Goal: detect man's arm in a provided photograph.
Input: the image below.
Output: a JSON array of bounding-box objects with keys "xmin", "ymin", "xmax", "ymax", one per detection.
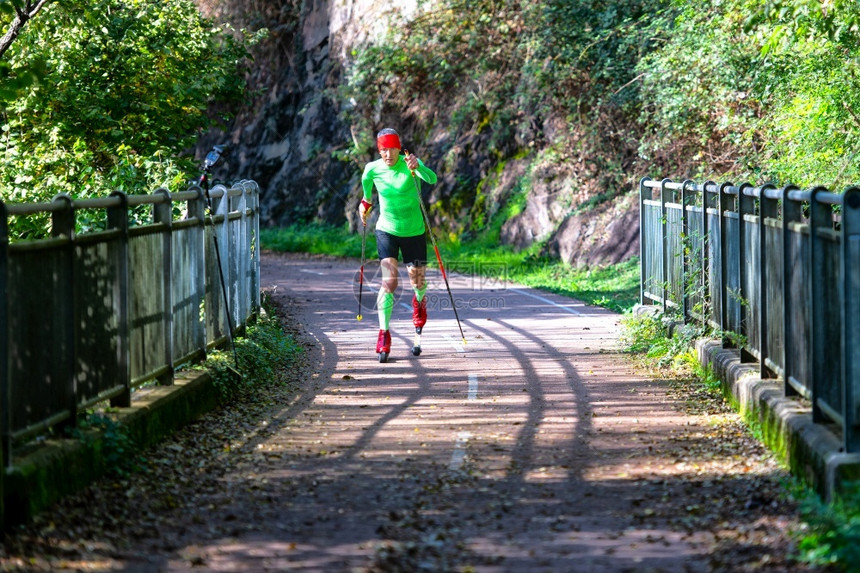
[
  {"xmin": 359, "ymin": 164, "xmax": 375, "ymax": 224},
  {"xmin": 414, "ymin": 159, "xmax": 437, "ymax": 185},
  {"xmin": 404, "ymin": 150, "xmax": 437, "ymax": 185},
  {"xmin": 361, "ymin": 164, "xmax": 375, "ymax": 200}
]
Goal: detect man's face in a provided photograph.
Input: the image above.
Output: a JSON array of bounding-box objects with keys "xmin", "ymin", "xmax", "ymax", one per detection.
[{"xmin": 379, "ymin": 146, "xmax": 400, "ymax": 167}]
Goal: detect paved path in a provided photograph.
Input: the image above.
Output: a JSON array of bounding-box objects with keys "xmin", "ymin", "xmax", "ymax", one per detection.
[
  {"xmin": 247, "ymin": 252, "xmax": 736, "ymax": 571},
  {"xmin": 2, "ymin": 251, "xmax": 803, "ymax": 572}
]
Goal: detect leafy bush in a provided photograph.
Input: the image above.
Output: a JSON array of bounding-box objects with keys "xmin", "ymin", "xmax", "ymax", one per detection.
[
  {"xmin": 798, "ymin": 483, "xmax": 860, "ymax": 570},
  {"xmin": 0, "ymin": 0, "xmax": 260, "ymax": 238},
  {"xmin": 619, "ymin": 311, "xmax": 665, "ymax": 354},
  {"xmin": 68, "ymin": 411, "xmax": 143, "ymax": 477},
  {"xmin": 637, "ymin": 0, "xmax": 860, "ymax": 187},
  {"xmin": 202, "ymin": 300, "xmax": 304, "ymax": 404},
  {"xmin": 336, "ymin": 0, "xmax": 671, "ymax": 206}
]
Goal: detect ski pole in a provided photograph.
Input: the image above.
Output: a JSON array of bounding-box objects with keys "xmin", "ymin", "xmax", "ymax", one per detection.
[
  {"xmin": 199, "ymin": 145, "xmax": 241, "ymax": 373},
  {"xmin": 357, "ymin": 219, "xmax": 367, "ymax": 321},
  {"xmin": 404, "ymin": 150, "xmax": 466, "ymax": 346}
]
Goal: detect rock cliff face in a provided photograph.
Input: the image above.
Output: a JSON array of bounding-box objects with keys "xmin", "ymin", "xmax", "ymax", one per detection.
[
  {"xmin": 198, "ymin": 0, "xmax": 638, "ymax": 268},
  {"xmin": 198, "ymin": 0, "xmax": 418, "ymax": 227}
]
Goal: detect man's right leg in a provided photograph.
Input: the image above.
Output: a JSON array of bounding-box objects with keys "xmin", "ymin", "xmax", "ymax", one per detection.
[{"xmin": 376, "ymin": 256, "xmax": 398, "ymax": 355}]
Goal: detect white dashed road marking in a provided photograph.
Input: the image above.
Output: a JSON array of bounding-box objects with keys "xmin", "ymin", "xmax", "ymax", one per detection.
[
  {"xmin": 509, "ymin": 287, "xmax": 582, "ymax": 315},
  {"xmin": 468, "ymin": 373, "xmax": 478, "ymax": 401},
  {"xmin": 449, "ymin": 431, "xmax": 471, "ymax": 471}
]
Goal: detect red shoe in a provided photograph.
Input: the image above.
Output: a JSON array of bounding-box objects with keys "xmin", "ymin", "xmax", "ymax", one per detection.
[
  {"xmin": 376, "ymin": 329, "xmax": 391, "ymax": 354},
  {"xmin": 412, "ymin": 295, "xmax": 427, "ymax": 329}
]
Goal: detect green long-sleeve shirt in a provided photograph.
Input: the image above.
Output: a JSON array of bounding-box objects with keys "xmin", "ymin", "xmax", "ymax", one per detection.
[{"xmin": 361, "ymin": 155, "xmax": 437, "ymax": 237}]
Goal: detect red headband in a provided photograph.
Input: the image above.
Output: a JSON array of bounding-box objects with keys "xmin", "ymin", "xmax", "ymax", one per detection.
[{"xmin": 377, "ymin": 133, "xmax": 401, "ymax": 150}]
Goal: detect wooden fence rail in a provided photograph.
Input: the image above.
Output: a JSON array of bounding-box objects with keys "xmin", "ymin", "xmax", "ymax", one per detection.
[
  {"xmin": 639, "ymin": 177, "xmax": 860, "ymax": 452},
  {"xmin": 0, "ymin": 181, "xmax": 261, "ymax": 466}
]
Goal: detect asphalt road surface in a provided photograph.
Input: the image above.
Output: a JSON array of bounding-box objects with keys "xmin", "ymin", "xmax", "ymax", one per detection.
[{"xmin": 246, "ymin": 252, "xmax": 777, "ymax": 572}]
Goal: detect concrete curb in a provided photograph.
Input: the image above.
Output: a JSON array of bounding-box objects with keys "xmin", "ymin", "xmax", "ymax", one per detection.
[
  {"xmin": 4, "ymin": 369, "xmax": 216, "ymax": 527},
  {"xmin": 696, "ymin": 338, "xmax": 860, "ymax": 501}
]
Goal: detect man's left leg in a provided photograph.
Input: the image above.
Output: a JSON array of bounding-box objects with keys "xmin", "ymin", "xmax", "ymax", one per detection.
[
  {"xmin": 407, "ymin": 263, "xmax": 427, "ymax": 356},
  {"xmin": 403, "ymin": 233, "xmax": 429, "ymax": 333},
  {"xmin": 408, "ymin": 263, "xmax": 428, "ymax": 330}
]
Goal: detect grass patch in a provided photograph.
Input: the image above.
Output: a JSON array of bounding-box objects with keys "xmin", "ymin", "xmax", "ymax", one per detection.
[
  {"xmin": 261, "ymin": 223, "xmax": 639, "ymax": 313},
  {"xmin": 261, "ymin": 224, "xmax": 374, "ymax": 260},
  {"xmin": 199, "ymin": 293, "xmax": 304, "ymax": 404},
  {"xmin": 796, "ymin": 483, "xmax": 860, "ymax": 570}
]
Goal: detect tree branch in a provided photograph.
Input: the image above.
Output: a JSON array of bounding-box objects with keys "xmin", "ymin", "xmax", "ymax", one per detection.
[{"xmin": 0, "ymin": 0, "xmax": 53, "ymax": 60}]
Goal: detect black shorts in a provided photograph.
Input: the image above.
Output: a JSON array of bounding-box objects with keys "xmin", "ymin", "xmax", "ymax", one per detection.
[{"xmin": 376, "ymin": 230, "xmax": 427, "ymax": 267}]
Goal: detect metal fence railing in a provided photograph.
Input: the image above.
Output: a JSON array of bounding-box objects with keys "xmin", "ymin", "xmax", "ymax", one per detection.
[
  {"xmin": 0, "ymin": 181, "xmax": 261, "ymax": 466},
  {"xmin": 639, "ymin": 177, "xmax": 860, "ymax": 452}
]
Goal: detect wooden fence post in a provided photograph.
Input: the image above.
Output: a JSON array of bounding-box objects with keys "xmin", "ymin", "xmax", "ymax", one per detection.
[
  {"xmin": 252, "ymin": 183, "xmax": 261, "ymax": 312},
  {"xmin": 224, "ymin": 187, "xmax": 237, "ymax": 332},
  {"xmin": 737, "ymin": 182, "xmax": 754, "ymax": 361},
  {"xmin": 237, "ymin": 185, "xmax": 249, "ymax": 325},
  {"xmin": 51, "ymin": 194, "xmax": 77, "ymax": 430},
  {"xmin": 718, "ymin": 182, "xmax": 733, "ymax": 346},
  {"xmin": 107, "ymin": 191, "xmax": 131, "ymax": 407},
  {"xmin": 841, "ymin": 186, "xmax": 860, "ymax": 452},
  {"xmin": 638, "ymin": 177, "xmax": 651, "ymax": 306},
  {"xmin": 701, "ymin": 181, "xmax": 715, "ymax": 329},
  {"xmin": 680, "ymin": 180, "xmax": 694, "ymax": 323},
  {"xmin": 207, "ymin": 185, "xmax": 231, "ymax": 345},
  {"xmin": 809, "ymin": 186, "xmax": 830, "ymax": 425},
  {"xmin": 780, "ymin": 185, "xmax": 801, "ymax": 398},
  {"xmin": 188, "ymin": 187, "xmax": 207, "ymax": 359},
  {"xmin": 759, "ymin": 184, "xmax": 778, "ymax": 378},
  {"xmin": 660, "ymin": 178, "xmax": 672, "ymax": 313},
  {"xmin": 153, "ymin": 189, "xmax": 174, "ymax": 385}
]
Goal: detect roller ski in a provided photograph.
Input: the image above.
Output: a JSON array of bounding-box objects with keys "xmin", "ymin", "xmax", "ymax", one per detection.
[
  {"xmin": 376, "ymin": 329, "xmax": 391, "ymax": 363},
  {"xmin": 412, "ymin": 327, "xmax": 422, "ymax": 356},
  {"xmin": 411, "ymin": 294, "xmax": 427, "ymax": 356}
]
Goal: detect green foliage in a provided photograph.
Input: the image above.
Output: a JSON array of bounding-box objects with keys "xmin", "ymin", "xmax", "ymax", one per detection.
[
  {"xmin": 638, "ymin": 0, "xmax": 860, "ymax": 188},
  {"xmin": 0, "ymin": 0, "xmax": 259, "ymax": 238},
  {"xmin": 619, "ymin": 311, "xmax": 665, "ymax": 354},
  {"xmin": 260, "ymin": 223, "xmax": 374, "ymax": 259},
  {"xmin": 744, "ymin": 0, "xmax": 860, "ymax": 50},
  {"xmin": 338, "ymin": 0, "xmax": 860, "ymax": 211},
  {"xmin": 338, "ymin": 0, "xmax": 670, "ymax": 164},
  {"xmin": 337, "ymin": 0, "xmax": 529, "ymax": 159},
  {"xmin": 636, "ymin": 0, "xmax": 764, "ymax": 177},
  {"xmin": 532, "ymin": 0, "xmax": 671, "ymax": 113},
  {"xmin": 797, "ymin": 483, "xmax": 860, "ymax": 570},
  {"xmin": 202, "ymin": 303, "xmax": 303, "ymax": 404},
  {"xmin": 682, "ymin": 349, "xmax": 722, "ymax": 395},
  {"xmin": 69, "ymin": 411, "xmax": 142, "ymax": 477},
  {"xmin": 619, "ymin": 309, "xmax": 709, "ymax": 371},
  {"xmin": 503, "ymin": 254, "xmax": 640, "ymax": 313}
]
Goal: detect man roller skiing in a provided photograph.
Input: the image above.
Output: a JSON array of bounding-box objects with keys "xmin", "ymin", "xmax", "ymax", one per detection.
[{"xmin": 359, "ymin": 128, "xmax": 438, "ymax": 362}]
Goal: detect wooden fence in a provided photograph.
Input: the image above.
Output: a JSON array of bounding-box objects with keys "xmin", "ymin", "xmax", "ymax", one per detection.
[
  {"xmin": 639, "ymin": 178, "xmax": 860, "ymax": 452},
  {"xmin": 0, "ymin": 181, "xmax": 261, "ymax": 466}
]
